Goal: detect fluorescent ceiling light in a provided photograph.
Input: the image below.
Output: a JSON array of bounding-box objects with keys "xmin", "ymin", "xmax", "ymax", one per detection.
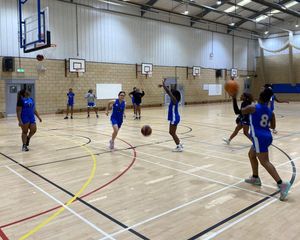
[
  {"xmin": 216, "ymin": 0, "xmax": 222, "ymax": 5},
  {"xmin": 255, "ymin": 1, "xmax": 298, "ymax": 22},
  {"xmin": 238, "ymin": 0, "xmax": 252, "ymax": 6},
  {"xmin": 224, "ymin": 0, "xmax": 251, "ymax": 13},
  {"xmin": 183, "ymin": 10, "xmax": 189, "ymax": 15},
  {"xmin": 98, "ymin": 0, "xmax": 123, "ymax": 6},
  {"xmin": 224, "ymin": 6, "xmax": 238, "ymax": 13},
  {"xmin": 255, "ymin": 15, "xmax": 268, "ymax": 22},
  {"xmin": 229, "ymin": 22, "xmax": 235, "ymax": 26},
  {"xmin": 285, "ymin": 1, "xmax": 298, "ymax": 8},
  {"xmin": 264, "ymin": 30, "xmax": 269, "ymax": 34}
]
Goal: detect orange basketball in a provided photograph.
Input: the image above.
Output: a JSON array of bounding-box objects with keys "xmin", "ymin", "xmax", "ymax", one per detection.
[
  {"xmin": 224, "ymin": 80, "xmax": 239, "ymax": 96},
  {"xmin": 141, "ymin": 125, "xmax": 152, "ymax": 136}
]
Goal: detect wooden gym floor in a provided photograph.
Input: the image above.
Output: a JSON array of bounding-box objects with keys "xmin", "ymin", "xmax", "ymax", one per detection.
[{"xmin": 0, "ymin": 102, "xmax": 299, "ymax": 240}]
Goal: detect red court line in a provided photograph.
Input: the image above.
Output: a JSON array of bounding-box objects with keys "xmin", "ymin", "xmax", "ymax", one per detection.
[
  {"xmin": 0, "ymin": 228, "xmax": 9, "ymax": 240},
  {"xmin": 1, "ymin": 138, "xmax": 136, "ymax": 229}
]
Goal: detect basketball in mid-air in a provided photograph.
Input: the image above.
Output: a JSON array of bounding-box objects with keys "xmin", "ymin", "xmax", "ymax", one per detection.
[
  {"xmin": 36, "ymin": 54, "xmax": 44, "ymax": 61},
  {"xmin": 141, "ymin": 125, "xmax": 152, "ymax": 136},
  {"xmin": 224, "ymin": 80, "xmax": 239, "ymax": 96}
]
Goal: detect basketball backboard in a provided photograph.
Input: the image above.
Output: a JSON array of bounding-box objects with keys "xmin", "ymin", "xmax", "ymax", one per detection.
[
  {"xmin": 19, "ymin": 0, "xmax": 51, "ymax": 53},
  {"xmin": 192, "ymin": 66, "xmax": 201, "ymax": 77},
  {"xmin": 69, "ymin": 58, "xmax": 86, "ymax": 73}
]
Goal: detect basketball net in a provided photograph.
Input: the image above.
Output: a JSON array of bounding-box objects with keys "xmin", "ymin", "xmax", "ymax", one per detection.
[{"xmin": 76, "ymin": 69, "xmax": 84, "ymax": 77}]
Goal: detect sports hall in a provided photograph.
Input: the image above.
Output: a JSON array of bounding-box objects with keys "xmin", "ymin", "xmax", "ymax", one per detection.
[{"xmin": 0, "ymin": 0, "xmax": 300, "ymax": 239}]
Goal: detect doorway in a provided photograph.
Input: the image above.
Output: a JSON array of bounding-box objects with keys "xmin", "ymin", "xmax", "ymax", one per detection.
[{"xmin": 6, "ymin": 80, "xmax": 35, "ymax": 117}]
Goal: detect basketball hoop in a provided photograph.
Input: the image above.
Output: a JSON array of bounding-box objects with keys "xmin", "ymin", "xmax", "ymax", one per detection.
[{"xmin": 75, "ymin": 68, "xmax": 84, "ymax": 77}]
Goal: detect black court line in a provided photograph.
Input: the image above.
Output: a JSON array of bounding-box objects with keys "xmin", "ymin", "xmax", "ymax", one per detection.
[
  {"xmin": 27, "ymin": 135, "xmax": 194, "ymax": 168},
  {"xmin": 187, "ymin": 143, "xmax": 296, "ymax": 239},
  {"xmin": 55, "ymin": 135, "xmax": 92, "ymax": 151},
  {"xmin": 0, "ymin": 152, "xmax": 149, "ymax": 240}
]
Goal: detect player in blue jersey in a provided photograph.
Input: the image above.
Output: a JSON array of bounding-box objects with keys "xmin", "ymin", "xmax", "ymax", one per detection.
[
  {"xmin": 85, "ymin": 89, "xmax": 99, "ymax": 118},
  {"xmin": 159, "ymin": 79, "xmax": 183, "ymax": 152},
  {"xmin": 106, "ymin": 91, "xmax": 126, "ymax": 150},
  {"xmin": 264, "ymin": 84, "xmax": 289, "ymax": 134},
  {"xmin": 242, "ymin": 87, "xmax": 291, "ymax": 201},
  {"xmin": 223, "ymin": 92, "xmax": 253, "ymax": 145},
  {"xmin": 16, "ymin": 89, "xmax": 42, "ymax": 152},
  {"xmin": 64, "ymin": 88, "xmax": 75, "ymax": 119}
]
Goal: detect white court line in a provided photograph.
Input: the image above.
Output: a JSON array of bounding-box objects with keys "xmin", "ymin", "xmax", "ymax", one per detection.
[
  {"xmin": 88, "ymin": 196, "xmax": 107, "ymax": 203},
  {"xmin": 6, "ymin": 166, "xmax": 114, "ymax": 240},
  {"xmin": 203, "ymin": 198, "xmax": 278, "ymax": 240},
  {"xmin": 117, "ymin": 151, "xmax": 279, "ymax": 198},
  {"xmin": 135, "ymin": 150, "xmax": 277, "ymax": 190},
  {"xmin": 276, "ymin": 156, "xmax": 300, "ymax": 168},
  {"xmin": 99, "ymin": 180, "xmax": 244, "ymax": 240},
  {"xmin": 145, "ymin": 175, "xmax": 174, "ymax": 185},
  {"xmin": 97, "ymin": 152, "xmax": 280, "ymax": 239}
]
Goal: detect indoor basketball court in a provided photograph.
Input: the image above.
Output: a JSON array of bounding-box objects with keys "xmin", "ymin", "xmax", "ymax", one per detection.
[{"xmin": 0, "ymin": 0, "xmax": 300, "ymax": 239}]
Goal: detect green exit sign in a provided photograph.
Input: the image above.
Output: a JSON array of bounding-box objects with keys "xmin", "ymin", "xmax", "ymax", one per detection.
[{"xmin": 17, "ymin": 68, "xmax": 25, "ymax": 73}]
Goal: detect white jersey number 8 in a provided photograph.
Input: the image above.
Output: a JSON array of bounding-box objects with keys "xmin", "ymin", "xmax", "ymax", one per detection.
[{"xmin": 260, "ymin": 114, "xmax": 269, "ymax": 127}]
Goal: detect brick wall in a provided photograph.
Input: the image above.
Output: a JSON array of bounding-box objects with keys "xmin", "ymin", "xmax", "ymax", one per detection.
[{"xmin": 0, "ymin": 57, "xmax": 249, "ymax": 116}]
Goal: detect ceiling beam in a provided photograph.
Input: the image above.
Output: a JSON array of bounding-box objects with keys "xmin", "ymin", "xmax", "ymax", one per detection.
[
  {"xmin": 190, "ymin": 0, "xmax": 231, "ymax": 26},
  {"xmin": 251, "ymin": 0, "xmax": 300, "ymax": 18},
  {"xmin": 226, "ymin": 2, "xmax": 284, "ymax": 22},
  {"xmin": 228, "ymin": 0, "xmax": 292, "ymax": 33},
  {"xmin": 141, "ymin": 0, "xmax": 158, "ymax": 17}
]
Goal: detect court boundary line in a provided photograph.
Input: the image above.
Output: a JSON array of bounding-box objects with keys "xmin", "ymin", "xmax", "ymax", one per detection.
[
  {"xmin": 187, "ymin": 143, "xmax": 296, "ymax": 239},
  {"xmin": 99, "ymin": 180, "xmax": 245, "ymax": 240},
  {"xmin": 201, "ymin": 198, "xmax": 278, "ymax": 240},
  {"xmin": 95, "ymin": 142, "xmax": 293, "ymax": 239},
  {"xmin": 0, "ymin": 138, "xmax": 149, "ymax": 240},
  {"xmin": 6, "ymin": 166, "xmax": 112, "ymax": 239},
  {"xmin": 0, "ymin": 228, "xmax": 8, "ymax": 240}
]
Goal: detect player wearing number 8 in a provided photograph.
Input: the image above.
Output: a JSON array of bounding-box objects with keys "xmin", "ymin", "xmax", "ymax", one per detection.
[{"xmin": 242, "ymin": 87, "xmax": 291, "ymax": 201}]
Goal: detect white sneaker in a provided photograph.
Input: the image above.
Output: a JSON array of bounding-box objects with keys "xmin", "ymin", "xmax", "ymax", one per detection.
[
  {"xmin": 109, "ymin": 140, "xmax": 114, "ymax": 150},
  {"xmin": 272, "ymin": 129, "xmax": 278, "ymax": 134},
  {"xmin": 222, "ymin": 137, "xmax": 230, "ymax": 145},
  {"xmin": 172, "ymin": 145, "xmax": 183, "ymax": 152},
  {"xmin": 179, "ymin": 143, "xmax": 184, "ymax": 149}
]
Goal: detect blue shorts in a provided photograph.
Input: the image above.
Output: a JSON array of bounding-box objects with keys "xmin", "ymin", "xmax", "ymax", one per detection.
[
  {"xmin": 131, "ymin": 98, "xmax": 135, "ymax": 104},
  {"xmin": 169, "ymin": 119, "xmax": 180, "ymax": 126},
  {"xmin": 21, "ymin": 116, "xmax": 36, "ymax": 125},
  {"xmin": 135, "ymin": 102, "xmax": 141, "ymax": 106},
  {"xmin": 236, "ymin": 116, "xmax": 250, "ymax": 126},
  {"xmin": 111, "ymin": 118, "xmax": 122, "ymax": 128},
  {"xmin": 67, "ymin": 102, "xmax": 74, "ymax": 107},
  {"xmin": 252, "ymin": 135, "xmax": 272, "ymax": 153},
  {"xmin": 87, "ymin": 102, "xmax": 96, "ymax": 107}
]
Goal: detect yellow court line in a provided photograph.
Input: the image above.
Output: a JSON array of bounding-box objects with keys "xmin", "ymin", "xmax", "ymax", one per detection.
[{"xmin": 19, "ymin": 134, "xmax": 97, "ymax": 240}]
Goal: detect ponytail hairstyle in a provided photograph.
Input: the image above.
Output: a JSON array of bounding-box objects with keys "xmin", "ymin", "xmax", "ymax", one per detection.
[
  {"xmin": 259, "ymin": 87, "xmax": 273, "ymax": 103},
  {"xmin": 243, "ymin": 92, "xmax": 254, "ymax": 103}
]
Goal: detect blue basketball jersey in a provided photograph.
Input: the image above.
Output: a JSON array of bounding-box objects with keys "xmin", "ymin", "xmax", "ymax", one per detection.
[
  {"xmin": 67, "ymin": 92, "xmax": 75, "ymax": 105},
  {"xmin": 21, "ymin": 97, "xmax": 35, "ymax": 118},
  {"xmin": 111, "ymin": 99, "xmax": 126, "ymax": 121},
  {"xmin": 168, "ymin": 101, "xmax": 180, "ymax": 125},
  {"xmin": 250, "ymin": 103, "xmax": 272, "ymax": 135},
  {"xmin": 249, "ymin": 103, "xmax": 273, "ymax": 153}
]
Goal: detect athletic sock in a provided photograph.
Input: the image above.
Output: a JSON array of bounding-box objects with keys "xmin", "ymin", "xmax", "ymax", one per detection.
[{"xmin": 277, "ymin": 180, "xmax": 283, "ymax": 185}]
